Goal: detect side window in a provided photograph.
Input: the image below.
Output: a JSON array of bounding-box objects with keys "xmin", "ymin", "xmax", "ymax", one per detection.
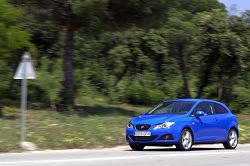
[
  {"xmin": 192, "ymin": 102, "xmax": 214, "ymax": 115},
  {"xmin": 214, "ymin": 103, "xmax": 228, "ymax": 114}
]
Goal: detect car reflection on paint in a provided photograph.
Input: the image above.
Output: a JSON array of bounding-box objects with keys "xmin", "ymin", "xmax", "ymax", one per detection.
[{"xmin": 126, "ymin": 99, "xmax": 239, "ymax": 151}]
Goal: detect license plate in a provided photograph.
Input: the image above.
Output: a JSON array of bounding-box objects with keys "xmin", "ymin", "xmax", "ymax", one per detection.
[{"xmin": 134, "ymin": 131, "xmax": 151, "ymax": 136}]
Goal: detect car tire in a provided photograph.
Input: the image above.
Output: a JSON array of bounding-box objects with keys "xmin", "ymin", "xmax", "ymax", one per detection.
[
  {"xmin": 176, "ymin": 129, "xmax": 193, "ymax": 151},
  {"xmin": 223, "ymin": 129, "xmax": 238, "ymax": 149},
  {"xmin": 129, "ymin": 143, "xmax": 145, "ymax": 151}
]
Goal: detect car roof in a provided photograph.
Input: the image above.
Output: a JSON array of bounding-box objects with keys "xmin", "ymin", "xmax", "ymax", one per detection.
[
  {"xmin": 162, "ymin": 98, "xmax": 231, "ymax": 112},
  {"xmin": 163, "ymin": 98, "xmax": 218, "ymax": 103}
]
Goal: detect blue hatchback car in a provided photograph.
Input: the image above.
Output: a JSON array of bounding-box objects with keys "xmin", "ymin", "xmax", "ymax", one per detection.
[{"xmin": 126, "ymin": 99, "xmax": 239, "ymax": 151}]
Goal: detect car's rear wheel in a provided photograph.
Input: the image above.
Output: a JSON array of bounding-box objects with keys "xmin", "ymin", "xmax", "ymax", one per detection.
[
  {"xmin": 223, "ymin": 129, "xmax": 238, "ymax": 149},
  {"xmin": 129, "ymin": 143, "xmax": 145, "ymax": 151},
  {"xmin": 176, "ymin": 129, "xmax": 193, "ymax": 151}
]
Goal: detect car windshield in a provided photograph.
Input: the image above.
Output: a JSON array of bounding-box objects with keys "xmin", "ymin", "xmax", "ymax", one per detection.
[{"xmin": 147, "ymin": 101, "xmax": 196, "ymax": 115}]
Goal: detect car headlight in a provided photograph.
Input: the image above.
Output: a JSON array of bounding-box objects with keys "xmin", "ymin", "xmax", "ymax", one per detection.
[
  {"xmin": 127, "ymin": 122, "xmax": 133, "ymax": 128},
  {"xmin": 154, "ymin": 122, "xmax": 175, "ymax": 130}
]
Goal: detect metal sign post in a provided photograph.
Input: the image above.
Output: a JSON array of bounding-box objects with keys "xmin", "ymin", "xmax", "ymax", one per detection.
[
  {"xmin": 20, "ymin": 55, "xmax": 27, "ymax": 142},
  {"xmin": 14, "ymin": 52, "xmax": 36, "ymax": 142}
]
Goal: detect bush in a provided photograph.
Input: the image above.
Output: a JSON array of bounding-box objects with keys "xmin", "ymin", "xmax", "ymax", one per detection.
[
  {"xmin": 125, "ymin": 84, "xmax": 166, "ymax": 105},
  {"xmin": 29, "ymin": 57, "xmax": 64, "ymax": 107},
  {"xmin": 231, "ymin": 87, "xmax": 250, "ymax": 114},
  {"xmin": 2, "ymin": 107, "xmax": 20, "ymax": 118}
]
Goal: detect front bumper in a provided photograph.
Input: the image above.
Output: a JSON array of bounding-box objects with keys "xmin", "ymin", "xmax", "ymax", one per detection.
[{"xmin": 126, "ymin": 127, "xmax": 181, "ymax": 145}]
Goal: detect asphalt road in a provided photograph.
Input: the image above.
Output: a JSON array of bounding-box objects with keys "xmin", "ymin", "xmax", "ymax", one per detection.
[{"xmin": 0, "ymin": 144, "xmax": 250, "ymax": 166}]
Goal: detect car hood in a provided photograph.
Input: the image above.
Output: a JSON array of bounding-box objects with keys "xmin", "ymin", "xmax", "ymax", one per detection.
[{"xmin": 130, "ymin": 114, "xmax": 182, "ymax": 124}]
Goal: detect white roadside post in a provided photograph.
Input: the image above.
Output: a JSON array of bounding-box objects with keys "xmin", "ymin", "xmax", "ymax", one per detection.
[{"xmin": 14, "ymin": 52, "xmax": 36, "ymax": 146}]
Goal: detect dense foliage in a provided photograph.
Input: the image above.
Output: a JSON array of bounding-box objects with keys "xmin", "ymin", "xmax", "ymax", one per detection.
[{"xmin": 0, "ymin": 0, "xmax": 250, "ymax": 113}]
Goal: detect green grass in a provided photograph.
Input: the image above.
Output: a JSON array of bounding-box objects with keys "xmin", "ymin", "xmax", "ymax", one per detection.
[
  {"xmin": 0, "ymin": 105, "xmax": 249, "ymax": 152},
  {"xmin": 0, "ymin": 104, "xmax": 147, "ymax": 152},
  {"xmin": 237, "ymin": 114, "xmax": 250, "ymax": 143}
]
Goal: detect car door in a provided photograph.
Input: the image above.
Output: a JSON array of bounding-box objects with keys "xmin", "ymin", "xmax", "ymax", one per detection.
[
  {"xmin": 213, "ymin": 102, "xmax": 230, "ymax": 141},
  {"xmin": 191, "ymin": 102, "xmax": 221, "ymax": 142}
]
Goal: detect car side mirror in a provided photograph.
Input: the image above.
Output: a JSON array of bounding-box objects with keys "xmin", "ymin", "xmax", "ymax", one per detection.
[{"xmin": 195, "ymin": 111, "xmax": 205, "ymax": 118}]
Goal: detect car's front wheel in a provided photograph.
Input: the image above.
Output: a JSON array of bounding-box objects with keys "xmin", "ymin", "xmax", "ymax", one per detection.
[
  {"xmin": 223, "ymin": 129, "xmax": 238, "ymax": 149},
  {"xmin": 176, "ymin": 129, "xmax": 193, "ymax": 151},
  {"xmin": 129, "ymin": 143, "xmax": 145, "ymax": 151}
]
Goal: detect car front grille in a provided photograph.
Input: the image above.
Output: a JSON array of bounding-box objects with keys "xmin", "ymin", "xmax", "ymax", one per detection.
[
  {"xmin": 135, "ymin": 124, "xmax": 151, "ymax": 130},
  {"xmin": 129, "ymin": 135, "xmax": 157, "ymax": 142}
]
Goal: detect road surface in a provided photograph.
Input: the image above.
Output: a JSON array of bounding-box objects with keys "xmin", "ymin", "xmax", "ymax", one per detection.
[{"xmin": 0, "ymin": 144, "xmax": 249, "ymax": 166}]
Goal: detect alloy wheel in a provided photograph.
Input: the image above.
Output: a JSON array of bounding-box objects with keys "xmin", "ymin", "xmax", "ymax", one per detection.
[
  {"xmin": 182, "ymin": 130, "xmax": 192, "ymax": 150},
  {"xmin": 229, "ymin": 130, "xmax": 238, "ymax": 148}
]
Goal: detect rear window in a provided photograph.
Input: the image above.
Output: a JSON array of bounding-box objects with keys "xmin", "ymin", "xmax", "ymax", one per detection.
[
  {"xmin": 214, "ymin": 103, "xmax": 228, "ymax": 114},
  {"xmin": 147, "ymin": 101, "xmax": 195, "ymax": 115}
]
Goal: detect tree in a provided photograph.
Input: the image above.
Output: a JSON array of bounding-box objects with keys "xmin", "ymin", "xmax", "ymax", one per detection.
[
  {"xmin": 9, "ymin": 0, "xmax": 243, "ymax": 107},
  {"xmin": 9, "ymin": 0, "xmax": 77, "ymax": 107},
  {"xmin": 194, "ymin": 10, "xmax": 227, "ymax": 98},
  {"xmin": 10, "ymin": 0, "xmax": 172, "ymax": 108},
  {"xmin": 0, "ymin": 0, "xmax": 35, "ymax": 103},
  {"xmin": 171, "ymin": 0, "xmax": 225, "ymax": 14},
  {"xmin": 167, "ymin": 10, "xmax": 197, "ymax": 98},
  {"xmin": 194, "ymin": 9, "xmax": 248, "ymax": 103}
]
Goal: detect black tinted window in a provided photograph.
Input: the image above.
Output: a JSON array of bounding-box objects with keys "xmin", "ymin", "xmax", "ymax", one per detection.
[
  {"xmin": 214, "ymin": 103, "xmax": 228, "ymax": 114},
  {"xmin": 192, "ymin": 102, "xmax": 214, "ymax": 115},
  {"xmin": 148, "ymin": 102, "xmax": 195, "ymax": 115}
]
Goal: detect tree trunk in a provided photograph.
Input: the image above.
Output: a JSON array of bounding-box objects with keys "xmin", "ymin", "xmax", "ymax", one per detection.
[
  {"xmin": 114, "ymin": 65, "xmax": 128, "ymax": 87},
  {"xmin": 196, "ymin": 54, "xmax": 218, "ymax": 98},
  {"xmin": 178, "ymin": 45, "xmax": 191, "ymax": 98},
  {"xmin": 222, "ymin": 76, "xmax": 234, "ymax": 105},
  {"xmin": 196, "ymin": 67, "xmax": 210, "ymax": 98},
  {"xmin": 63, "ymin": 17, "xmax": 75, "ymax": 107}
]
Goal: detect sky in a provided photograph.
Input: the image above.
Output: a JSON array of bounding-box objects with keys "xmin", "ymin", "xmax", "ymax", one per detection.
[{"xmin": 218, "ymin": 0, "xmax": 250, "ymax": 14}]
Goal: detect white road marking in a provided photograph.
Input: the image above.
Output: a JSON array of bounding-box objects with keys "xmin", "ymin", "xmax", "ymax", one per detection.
[{"xmin": 0, "ymin": 151, "xmax": 243, "ymax": 164}]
